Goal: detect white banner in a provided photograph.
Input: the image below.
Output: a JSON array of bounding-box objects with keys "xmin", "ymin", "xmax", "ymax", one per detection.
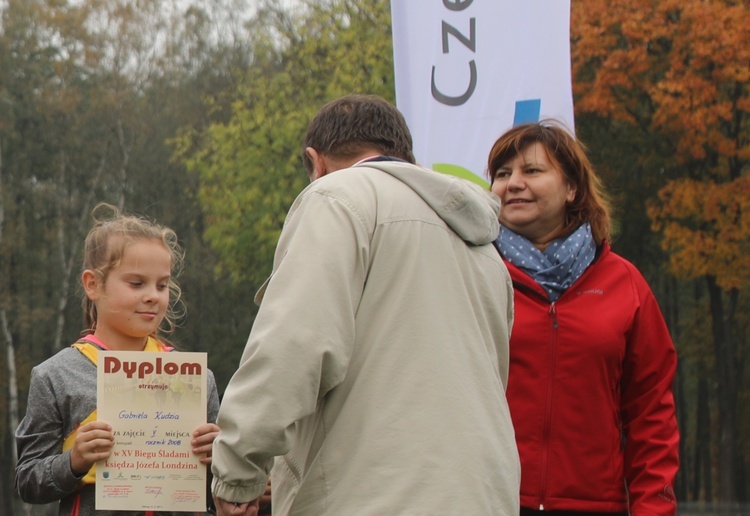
[{"xmin": 391, "ymin": 0, "xmax": 574, "ymax": 185}]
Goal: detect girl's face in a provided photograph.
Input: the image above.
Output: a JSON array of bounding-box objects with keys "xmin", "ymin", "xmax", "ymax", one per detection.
[
  {"xmin": 490, "ymin": 142, "xmax": 576, "ymax": 250},
  {"xmin": 83, "ymin": 238, "xmax": 172, "ymax": 351}
]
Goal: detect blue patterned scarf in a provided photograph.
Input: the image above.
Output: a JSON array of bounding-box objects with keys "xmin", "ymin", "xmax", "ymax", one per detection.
[{"xmin": 494, "ymin": 223, "xmax": 596, "ymax": 301}]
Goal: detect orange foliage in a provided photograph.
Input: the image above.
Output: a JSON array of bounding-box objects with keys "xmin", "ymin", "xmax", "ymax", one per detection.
[
  {"xmin": 573, "ymin": 0, "xmax": 749, "ymax": 163},
  {"xmin": 573, "ymin": 0, "xmax": 750, "ymax": 288},
  {"xmin": 648, "ymin": 175, "xmax": 750, "ymax": 289}
]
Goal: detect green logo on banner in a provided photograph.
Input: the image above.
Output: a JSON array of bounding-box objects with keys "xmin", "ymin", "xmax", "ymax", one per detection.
[{"xmin": 433, "ymin": 163, "xmax": 489, "ymax": 188}]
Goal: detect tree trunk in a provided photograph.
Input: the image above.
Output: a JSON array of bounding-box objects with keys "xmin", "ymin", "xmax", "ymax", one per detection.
[
  {"xmin": 51, "ymin": 152, "xmax": 107, "ymax": 350},
  {"xmin": 0, "ymin": 146, "xmax": 33, "ymax": 516},
  {"xmin": 53, "ymin": 195, "xmax": 75, "ymax": 350},
  {"xmin": 664, "ymin": 276, "xmax": 689, "ymax": 499},
  {"xmin": 693, "ymin": 374, "xmax": 711, "ymax": 500},
  {"xmin": 674, "ymin": 359, "xmax": 688, "ymax": 499},
  {"xmin": 3, "ymin": 311, "xmax": 19, "ymax": 465},
  {"xmin": 706, "ymin": 276, "xmax": 738, "ymax": 501},
  {"xmin": 115, "ymin": 119, "xmax": 132, "ymax": 210}
]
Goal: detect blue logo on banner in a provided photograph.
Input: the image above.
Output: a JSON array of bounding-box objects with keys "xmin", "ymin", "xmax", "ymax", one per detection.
[{"xmin": 513, "ymin": 99, "xmax": 541, "ymax": 125}]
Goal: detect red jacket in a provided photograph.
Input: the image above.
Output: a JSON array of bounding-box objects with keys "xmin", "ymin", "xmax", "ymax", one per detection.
[{"xmin": 504, "ymin": 242, "xmax": 679, "ymax": 515}]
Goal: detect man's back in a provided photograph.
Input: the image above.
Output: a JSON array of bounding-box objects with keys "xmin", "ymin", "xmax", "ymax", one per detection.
[
  {"xmin": 217, "ymin": 163, "xmax": 518, "ymax": 515},
  {"xmin": 211, "ymin": 95, "xmax": 519, "ymax": 515}
]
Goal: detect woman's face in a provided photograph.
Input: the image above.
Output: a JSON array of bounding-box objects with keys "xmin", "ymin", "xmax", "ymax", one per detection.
[{"xmin": 490, "ymin": 142, "xmax": 576, "ymax": 249}]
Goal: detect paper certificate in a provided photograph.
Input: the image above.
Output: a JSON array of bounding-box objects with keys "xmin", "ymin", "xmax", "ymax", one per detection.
[{"xmin": 96, "ymin": 350, "xmax": 208, "ymax": 512}]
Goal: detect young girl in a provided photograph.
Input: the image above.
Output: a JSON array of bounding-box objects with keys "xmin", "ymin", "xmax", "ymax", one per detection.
[{"xmin": 15, "ymin": 203, "xmax": 221, "ymax": 515}]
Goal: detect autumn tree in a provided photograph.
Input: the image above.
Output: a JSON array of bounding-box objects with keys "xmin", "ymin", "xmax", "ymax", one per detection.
[{"xmin": 572, "ymin": 0, "xmax": 749, "ymax": 501}]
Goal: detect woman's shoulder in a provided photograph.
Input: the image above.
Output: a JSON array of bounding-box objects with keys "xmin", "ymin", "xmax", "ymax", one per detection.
[{"xmin": 597, "ymin": 245, "xmax": 657, "ymax": 294}]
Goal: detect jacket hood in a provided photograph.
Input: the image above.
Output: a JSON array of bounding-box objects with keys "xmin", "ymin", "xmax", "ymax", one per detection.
[{"xmin": 358, "ymin": 161, "xmax": 501, "ymax": 245}]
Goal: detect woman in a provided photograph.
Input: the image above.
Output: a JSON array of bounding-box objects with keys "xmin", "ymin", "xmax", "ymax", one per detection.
[{"xmin": 488, "ymin": 122, "xmax": 679, "ymax": 515}]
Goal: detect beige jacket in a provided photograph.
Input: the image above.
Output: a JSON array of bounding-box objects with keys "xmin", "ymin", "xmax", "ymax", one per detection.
[{"xmin": 212, "ymin": 161, "xmax": 519, "ymax": 515}]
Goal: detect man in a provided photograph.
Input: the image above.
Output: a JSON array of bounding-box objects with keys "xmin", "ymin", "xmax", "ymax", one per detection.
[{"xmin": 211, "ymin": 94, "xmax": 519, "ymax": 515}]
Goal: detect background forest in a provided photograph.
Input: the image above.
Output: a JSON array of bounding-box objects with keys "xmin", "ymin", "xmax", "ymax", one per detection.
[{"xmin": 0, "ymin": 0, "xmax": 748, "ymax": 513}]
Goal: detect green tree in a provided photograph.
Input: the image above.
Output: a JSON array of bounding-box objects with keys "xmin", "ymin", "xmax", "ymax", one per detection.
[{"xmin": 177, "ymin": 0, "xmax": 394, "ymax": 289}]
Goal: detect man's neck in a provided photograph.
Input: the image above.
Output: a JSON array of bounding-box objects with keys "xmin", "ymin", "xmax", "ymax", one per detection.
[{"xmin": 351, "ymin": 155, "xmax": 383, "ymax": 166}]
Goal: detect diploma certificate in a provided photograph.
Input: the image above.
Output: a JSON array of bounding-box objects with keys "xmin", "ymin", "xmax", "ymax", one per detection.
[{"xmin": 96, "ymin": 350, "xmax": 208, "ymax": 512}]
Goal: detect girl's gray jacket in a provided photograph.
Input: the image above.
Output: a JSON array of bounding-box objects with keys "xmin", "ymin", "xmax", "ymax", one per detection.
[
  {"xmin": 15, "ymin": 343, "xmax": 220, "ymax": 515},
  {"xmin": 211, "ymin": 161, "xmax": 520, "ymax": 515}
]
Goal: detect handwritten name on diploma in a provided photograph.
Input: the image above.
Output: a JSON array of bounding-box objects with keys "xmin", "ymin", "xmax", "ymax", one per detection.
[{"xmin": 118, "ymin": 411, "xmax": 180, "ymax": 420}]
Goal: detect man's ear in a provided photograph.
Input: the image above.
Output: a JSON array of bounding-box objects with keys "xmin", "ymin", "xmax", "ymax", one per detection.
[
  {"xmin": 82, "ymin": 269, "xmax": 100, "ymax": 300},
  {"xmin": 305, "ymin": 147, "xmax": 327, "ymax": 181}
]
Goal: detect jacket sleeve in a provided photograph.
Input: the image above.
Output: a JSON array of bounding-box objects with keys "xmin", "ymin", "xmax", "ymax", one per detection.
[
  {"xmin": 211, "ymin": 186, "xmax": 369, "ymax": 503},
  {"xmin": 620, "ymin": 270, "xmax": 679, "ymax": 516},
  {"xmin": 15, "ymin": 367, "xmax": 84, "ymax": 504}
]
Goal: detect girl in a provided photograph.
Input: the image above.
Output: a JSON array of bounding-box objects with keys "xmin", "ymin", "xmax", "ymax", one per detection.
[{"xmin": 15, "ymin": 203, "xmax": 221, "ymax": 516}]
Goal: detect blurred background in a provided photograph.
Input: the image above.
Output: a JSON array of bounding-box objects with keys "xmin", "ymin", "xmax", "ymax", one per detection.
[{"xmin": 0, "ymin": 0, "xmax": 747, "ymax": 513}]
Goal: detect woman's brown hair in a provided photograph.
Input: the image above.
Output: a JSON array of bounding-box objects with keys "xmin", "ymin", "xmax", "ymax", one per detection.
[{"xmin": 487, "ymin": 120, "xmax": 612, "ymax": 244}]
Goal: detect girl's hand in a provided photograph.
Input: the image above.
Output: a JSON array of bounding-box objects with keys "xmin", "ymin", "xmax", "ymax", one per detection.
[
  {"xmin": 191, "ymin": 423, "xmax": 220, "ymax": 465},
  {"xmin": 259, "ymin": 477, "xmax": 272, "ymax": 513},
  {"xmin": 70, "ymin": 421, "xmax": 114, "ymax": 475}
]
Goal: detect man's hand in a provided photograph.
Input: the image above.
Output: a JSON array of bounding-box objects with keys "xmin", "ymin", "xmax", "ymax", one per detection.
[{"xmin": 213, "ymin": 496, "xmax": 260, "ymax": 516}]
